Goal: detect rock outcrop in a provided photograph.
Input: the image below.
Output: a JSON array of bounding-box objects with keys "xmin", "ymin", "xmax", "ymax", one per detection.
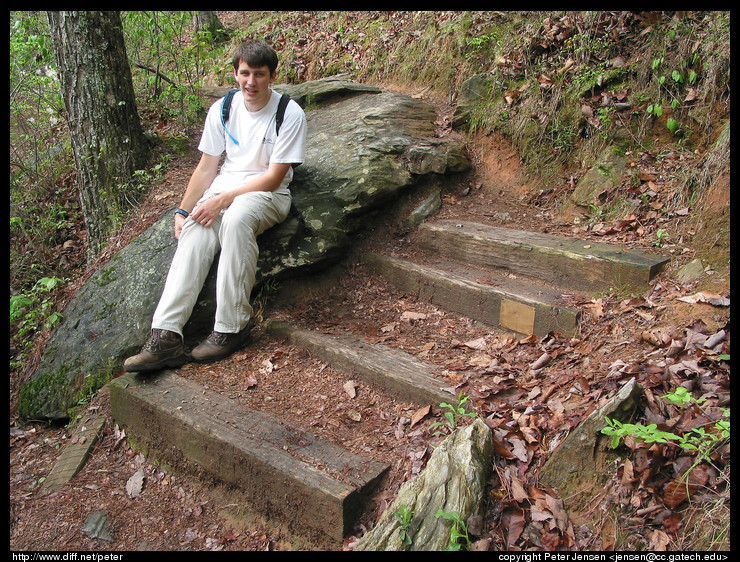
[{"xmin": 19, "ymin": 77, "xmax": 470, "ymax": 421}]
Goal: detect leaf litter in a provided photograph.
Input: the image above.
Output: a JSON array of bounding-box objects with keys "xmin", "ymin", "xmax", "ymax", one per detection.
[{"xmin": 10, "ymin": 163, "xmax": 730, "ymax": 553}]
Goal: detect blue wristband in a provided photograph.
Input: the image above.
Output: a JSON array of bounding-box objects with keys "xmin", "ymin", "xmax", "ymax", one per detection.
[{"xmin": 174, "ymin": 208, "xmax": 189, "ymax": 218}]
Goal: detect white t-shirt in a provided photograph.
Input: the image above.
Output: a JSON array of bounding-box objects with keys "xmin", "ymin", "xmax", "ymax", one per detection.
[{"xmin": 198, "ymin": 89, "xmax": 307, "ymax": 195}]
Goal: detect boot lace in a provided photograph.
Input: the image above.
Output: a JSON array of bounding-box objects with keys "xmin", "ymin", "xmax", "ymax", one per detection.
[
  {"xmin": 143, "ymin": 329, "xmax": 177, "ymax": 352},
  {"xmin": 206, "ymin": 331, "xmax": 231, "ymax": 346}
]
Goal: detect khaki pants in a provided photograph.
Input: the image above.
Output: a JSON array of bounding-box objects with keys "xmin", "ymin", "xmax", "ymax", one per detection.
[{"xmin": 152, "ymin": 189, "xmax": 291, "ymax": 336}]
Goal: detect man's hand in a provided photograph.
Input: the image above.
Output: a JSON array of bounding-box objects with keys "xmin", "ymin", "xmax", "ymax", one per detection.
[
  {"xmin": 174, "ymin": 152, "xmax": 221, "ymax": 238},
  {"xmin": 189, "ymin": 193, "xmax": 229, "ymax": 228},
  {"xmin": 174, "ymin": 212, "xmax": 187, "ymax": 239}
]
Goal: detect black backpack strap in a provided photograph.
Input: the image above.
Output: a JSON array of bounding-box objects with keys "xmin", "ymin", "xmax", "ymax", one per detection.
[
  {"xmin": 220, "ymin": 88, "xmax": 238, "ymax": 125},
  {"xmin": 275, "ymin": 93, "xmax": 301, "ymax": 168},
  {"xmin": 219, "ymin": 89, "xmax": 239, "ymax": 145},
  {"xmin": 275, "ymin": 93, "xmax": 291, "ymax": 136}
]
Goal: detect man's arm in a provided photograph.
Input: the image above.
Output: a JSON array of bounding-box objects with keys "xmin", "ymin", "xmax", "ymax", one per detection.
[
  {"xmin": 174, "ymin": 152, "xmax": 220, "ymax": 238},
  {"xmin": 188, "ymin": 161, "xmax": 292, "ymax": 228}
]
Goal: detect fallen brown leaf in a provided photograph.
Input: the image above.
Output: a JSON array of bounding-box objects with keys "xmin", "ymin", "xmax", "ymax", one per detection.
[
  {"xmin": 509, "ymin": 473, "xmax": 529, "ymax": 502},
  {"xmin": 400, "ymin": 311, "xmax": 427, "ymax": 322},
  {"xmin": 649, "ymin": 529, "xmax": 671, "ymax": 551},
  {"xmin": 508, "ymin": 437, "xmax": 529, "ymax": 463},
  {"xmin": 125, "ymin": 469, "xmax": 146, "ymax": 499},
  {"xmin": 347, "ymin": 410, "xmax": 361, "ymax": 422},
  {"xmin": 678, "ymin": 291, "xmax": 730, "ymax": 306},
  {"xmin": 584, "ymin": 299, "xmax": 604, "ymax": 321},
  {"xmin": 500, "ymin": 506, "xmax": 526, "ymax": 548},
  {"xmin": 663, "ymin": 464, "xmax": 710, "ymax": 508},
  {"xmin": 544, "ymin": 494, "xmax": 570, "ymax": 533},
  {"xmin": 343, "ymin": 380, "xmax": 357, "ymax": 399},
  {"xmin": 410, "ymin": 405, "xmax": 431, "ymax": 427},
  {"xmin": 463, "ymin": 337, "xmax": 487, "ymax": 350}
]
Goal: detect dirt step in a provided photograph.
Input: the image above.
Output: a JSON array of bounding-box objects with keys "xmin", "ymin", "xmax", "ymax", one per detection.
[
  {"xmin": 365, "ymin": 252, "xmax": 581, "ymax": 338},
  {"xmin": 108, "ymin": 371, "xmax": 389, "ymax": 545},
  {"xmin": 417, "ymin": 219, "xmax": 670, "ymax": 296},
  {"xmin": 264, "ymin": 320, "xmax": 455, "ymax": 407}
]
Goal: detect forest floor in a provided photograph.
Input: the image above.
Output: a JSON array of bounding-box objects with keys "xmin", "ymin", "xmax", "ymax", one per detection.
[{"xmin": 10, "ymin": 85, "xmax": 730, "ymax": 552}]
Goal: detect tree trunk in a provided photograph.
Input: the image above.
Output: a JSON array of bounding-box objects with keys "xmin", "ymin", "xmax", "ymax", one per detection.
[
  {"xmin": 192, "ymin": 10, "xmax": 228, "ymax": 41},
  {"xmin": 47, "ymin": 11, "xmax": 150, "ymax": 259}
]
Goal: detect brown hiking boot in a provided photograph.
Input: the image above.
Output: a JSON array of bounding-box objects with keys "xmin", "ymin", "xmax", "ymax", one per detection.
[
  {"xmin": 190, "ymin": 326, "xmax": 252, "ymax": 364},
  {"xmin": 124, "ymin": 329, "xmax": 186, "ymax": 372}
]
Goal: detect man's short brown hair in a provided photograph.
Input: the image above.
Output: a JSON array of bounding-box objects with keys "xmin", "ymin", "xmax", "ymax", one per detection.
[{"xmin": 232, "ymin": 40, "xmax": 279, "ymax": 75}]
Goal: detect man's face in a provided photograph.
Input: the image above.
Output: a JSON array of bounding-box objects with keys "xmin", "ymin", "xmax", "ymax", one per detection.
[{"xmin": 233, "ymin": 60, "xmax": 276, "ymax": 110}]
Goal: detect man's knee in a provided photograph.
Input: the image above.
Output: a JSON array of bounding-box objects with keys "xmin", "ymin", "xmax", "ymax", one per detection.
[{"xmin": 221, "ymin": 207, "xmax": 261, "ymax": 237}]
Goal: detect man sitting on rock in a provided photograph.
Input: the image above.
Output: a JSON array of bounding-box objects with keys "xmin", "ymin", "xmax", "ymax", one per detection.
[{"xmin": 125, "ymin": 39, "xmax": 307, "ymax": 372}]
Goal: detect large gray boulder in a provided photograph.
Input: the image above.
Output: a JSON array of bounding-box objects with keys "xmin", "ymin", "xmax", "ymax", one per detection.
[{"xmin": 19, "ymin": 79, "xmax": 470, "ymax": 421}]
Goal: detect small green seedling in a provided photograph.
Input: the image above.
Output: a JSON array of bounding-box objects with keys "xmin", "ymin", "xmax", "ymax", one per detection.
[
  {"xmin": 653, "ymin": 228, "xmax": 669, "ymax": 247},
  {"xmin": 394, "ymin": 504, "xmax": 414, "ymax": 546},
  {"xmin": 435, "ymin": 509, "xmax": 470, "ymax": 551},
  {"xmin": 429, "ymin": 391, "xmax": 479, "ymax": 436}
]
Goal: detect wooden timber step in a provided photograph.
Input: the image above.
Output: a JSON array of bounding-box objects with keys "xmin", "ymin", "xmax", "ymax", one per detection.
[
  {"xmin": 108, "ymin": 371, "xmax": 389, "ymax": 544},
  {"xmin": 417, "ymin": 219, "xmax": 670, "ymax": 296},
  {"xmin": 264, "ymin": 320, "xmax": 455, "ymax": 407},
  {"xmin": 364, "ymin": 252, "xmax": 580, "ymax": 338}
]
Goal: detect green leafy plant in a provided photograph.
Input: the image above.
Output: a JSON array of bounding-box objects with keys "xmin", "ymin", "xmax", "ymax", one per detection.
[
  {"xmin": 10, "ymin": 276, "xmax": 65, "ymax": 329},
  {"xmin": 466, "ymin": 31, "xmax": 499, "ymax": 50},
  {"xmin": 666, "ymin": 388, "xmax": 730, "ymax": 464},
  {"xmin": 586, "ymin": 203, "xmax": 605, "ymax": 223},
  {"xmin": 10, "ymin": 276, "xmax": 66, "ymax": 366},
  {"xmin": 435, "ymin": 509, "xmax": 471, "ymax": 551},
  {"xmin": 647, "ymin": 101, "xmax": 663, "ymax": 118},
  {"xmin": 601, "ymin": 417, "xmax": 679, "ymax": 449},
  {"xmin": 662, "ymin": 385, "xmax": 695, "ymax": 407},
  {"xmin": 394, "ymin": 504, "xmax": 414, "ymax": 546},
  {"xmin": 602, "ymin": 388, "xmax": 730, "ymax": 466},
  {"xmin": 653, "ymin": 228, "xmax": 670, "ymax": 246},
  {"xmin": 681, "ymin": 420, "xmax": 730, "ymax": 463},
  {"xmin": 645, "ymin": 45, "xmax": 702, "ymax": 138},
  {"xmin": 595, "ymin": 106, "xmax": 615, "ymax": 139},
  {"xmin": 666, "ymin": 117, "xmax": 680, "ymax": 135},
  {"xmin": 429, "ymin": 391, "xmax": 479, "ymax": 436}
]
